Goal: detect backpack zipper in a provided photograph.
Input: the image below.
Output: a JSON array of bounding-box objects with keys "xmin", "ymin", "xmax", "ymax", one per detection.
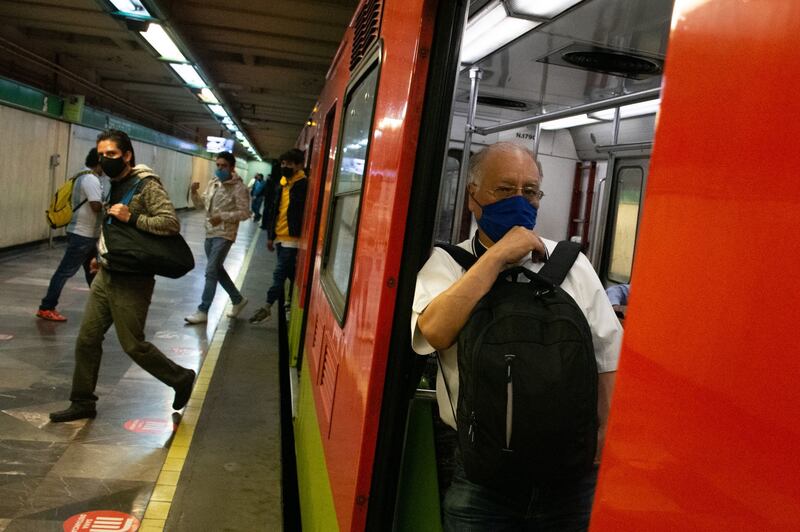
[{"xmin": 505, "ymin": 354, "xmax": 515, "ymax": 450}]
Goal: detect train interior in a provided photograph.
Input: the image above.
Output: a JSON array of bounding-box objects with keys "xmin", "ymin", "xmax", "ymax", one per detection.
[{"xmin": 393, "ymin": 0, "xmax": 675, "ymax": 527}]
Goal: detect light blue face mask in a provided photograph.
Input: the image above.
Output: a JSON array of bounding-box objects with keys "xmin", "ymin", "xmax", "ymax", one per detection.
[
  {"xmin": 474, "ymin": 194, "xmax": 538, "ymax": 242},
  {"xmin": 215, "ymin": 168, "xmax": 231, "ymax": 181}
]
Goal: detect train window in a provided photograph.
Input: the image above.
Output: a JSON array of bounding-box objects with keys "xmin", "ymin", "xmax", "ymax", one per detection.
[
  {"xmin": 607, "ymin": 166, "xmax": 644, "ymax": 283},
  {"xmin": 321, "ymin": 62, "xmax": 380, "ymax": 321},
  {"xmin": 432, "ymin": 151, "xmax": 461, "ymax": 243}
]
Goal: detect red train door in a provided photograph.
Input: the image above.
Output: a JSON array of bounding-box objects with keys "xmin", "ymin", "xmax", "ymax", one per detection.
[
  {"xmin": 294, "ymin": 0, "xmax": 467, "ymax": 530},
  {"xmin": 591, "ymin": 0, "xmax": 800, "ymax": 529}
]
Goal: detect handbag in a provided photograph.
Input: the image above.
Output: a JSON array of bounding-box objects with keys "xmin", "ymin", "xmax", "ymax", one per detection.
[{"xmin": 101, "ymin": 178, "xmax": 195, "ymax": 279}]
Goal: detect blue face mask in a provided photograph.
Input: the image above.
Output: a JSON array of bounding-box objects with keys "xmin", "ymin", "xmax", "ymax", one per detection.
[
  {"xmin": 215, "ymin": 168, "xmax": 231, "ymax": 181},
  {"xmin": 474, "ymin": 194, "xmax": 538, "ymax": 243}
]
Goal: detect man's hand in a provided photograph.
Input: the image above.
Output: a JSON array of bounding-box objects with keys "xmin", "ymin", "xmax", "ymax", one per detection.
[
  {"xmin": 89, "ymin": 258, "xmax": 99, "ymax": 274},
  {"xmin": 108, "ymin": 204, "xmax": 131, "ymax": 223},
  {"xmin": 209, "ymin": 214, "xmax": 222, "ymax": 226},
  {"xmin": 191, "ymin": 182, "xmax": 200, "ymax": 192},
  {"xmin": 488, "ymin": 226, "xmax": 547, "ymax": 265},
  {"xmin": 267, "ymin": 240, "xmax": 275, "ymax": 252}
]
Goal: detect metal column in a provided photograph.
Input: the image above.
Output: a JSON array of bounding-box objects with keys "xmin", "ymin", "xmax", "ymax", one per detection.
[{"xmin": 451, "ymin": 67, "xmax": 482, "ymax": 243}]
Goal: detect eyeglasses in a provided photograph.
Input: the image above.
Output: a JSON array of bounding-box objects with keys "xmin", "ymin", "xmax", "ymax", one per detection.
[{"xmin": 484, "ymin": 185, "xmax": 545, "ymax": 202}]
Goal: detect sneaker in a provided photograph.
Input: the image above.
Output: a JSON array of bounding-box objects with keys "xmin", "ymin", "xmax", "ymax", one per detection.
[
  {"xmin": 184, "ymin": 310, "xmax": 208, "ymax": 324},
  {"xmin": 172, "ymin": 369, "xmax": 196, "ymax": 410},
  {"xmin": 49, "ymin": 402, "xmax": 97, "ymax": 423},
  {"xmin": 227, "ymin": 297, "xmax": 248, "ymax": 318},
  {"xmin": 36, "ymin": 309, "xmax": 67, "ymax": 322},
  {"xmin": 248, "ymin": 306, "xmax": 271, "ymax": 324}
]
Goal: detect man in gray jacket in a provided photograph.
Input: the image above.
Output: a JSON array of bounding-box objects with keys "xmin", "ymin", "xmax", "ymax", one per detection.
[{"xmin": 185, "ymin": 151, "xmax": 251, "ymax": 324}]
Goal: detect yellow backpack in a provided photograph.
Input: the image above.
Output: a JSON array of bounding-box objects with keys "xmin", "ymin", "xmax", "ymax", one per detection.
[{"xmin": 46, "ymin": 170, "xmax": 91, "ymax": 229}]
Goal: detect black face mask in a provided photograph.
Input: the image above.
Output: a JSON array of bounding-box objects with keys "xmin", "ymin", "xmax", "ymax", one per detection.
[
  {"xmin": 280, "ymin": 166, "xmax": 294, "ymax": 178},
  {"xmin": 100, "ymin": 155, "xmax": 128, "ymax": 179}
]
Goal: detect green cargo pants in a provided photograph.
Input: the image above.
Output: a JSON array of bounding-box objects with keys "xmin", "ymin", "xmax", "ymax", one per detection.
[{"xmin": 70, "ymin": 267, "xmax": 187, "ymax": 405}]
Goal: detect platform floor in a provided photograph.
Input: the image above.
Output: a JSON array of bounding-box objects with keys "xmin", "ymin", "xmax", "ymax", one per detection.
[{"xmin": 0, "ymin": 211, "xmax": 283, "ymax": 531}]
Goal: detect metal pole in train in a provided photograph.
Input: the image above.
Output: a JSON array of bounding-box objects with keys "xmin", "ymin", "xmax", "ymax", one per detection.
[
  {"xmin": 475, "ymin": 87, "xmax": 661, "ymax": 136},
  {"xmin": 452, "ymin": 67, "xmax": 482, "ymax": 243}
]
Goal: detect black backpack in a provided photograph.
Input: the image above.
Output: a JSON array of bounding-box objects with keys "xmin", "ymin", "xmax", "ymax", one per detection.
[{"xmin": 435, "ymin": 241, "xmax": 598, "ymax": 490}]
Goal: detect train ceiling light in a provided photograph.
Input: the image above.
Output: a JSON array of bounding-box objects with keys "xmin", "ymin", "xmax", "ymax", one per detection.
[
  {"xmin": 591, "ymin": 99, "xmax": 661, "ymax": 120},
  {"xmin": 505, "ymin": 0, "xmax": 583, "ymax": 19},
  {"xmin": 461, "ymin": 0, "xmax": 586, "ymax": 65},
  {"xmin": 103, "ymin": 0, "xmax": 262, "ymax": 160},
  {"xmin": 539, "ymin": 113, "xmax": 598, "ymax": 130}
]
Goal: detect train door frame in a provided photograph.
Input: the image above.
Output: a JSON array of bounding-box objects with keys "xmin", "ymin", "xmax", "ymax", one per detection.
[{"xmin": 365, "ymin": 0, "xmax": 469, "ymax": 529}]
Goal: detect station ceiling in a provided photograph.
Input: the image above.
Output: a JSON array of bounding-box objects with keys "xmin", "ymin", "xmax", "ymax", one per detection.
[{"xmin": 0, "ymin": 0, "xmax": 358, "ymax": 159}]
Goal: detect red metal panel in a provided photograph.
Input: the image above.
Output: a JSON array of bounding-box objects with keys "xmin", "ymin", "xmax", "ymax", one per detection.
[
  {"xmin": 591, "ymin": 1, "xmax": 800, "ymax": 530},
  {"xmin": 301, "ymin": 0, "xmax": 437, "ymax": 529}
]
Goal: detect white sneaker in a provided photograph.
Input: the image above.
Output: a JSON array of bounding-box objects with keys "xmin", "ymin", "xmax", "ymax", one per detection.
[
  {"xmin": 184, "ymin": 310, "xmax": 208, "ymax": 324},
  {"xmin": 227, "ymin": 297, "xmax": 248, "ymax": 318}
]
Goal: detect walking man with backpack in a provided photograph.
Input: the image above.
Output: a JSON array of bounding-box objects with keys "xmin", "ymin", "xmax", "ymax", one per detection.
[
  {"xmin": 411, "ymin": 142, "xmax": 622, "ymax": 531},
  {"xmin": 37, "ymin": 148, "xmax": 109, "ymax": 322}
]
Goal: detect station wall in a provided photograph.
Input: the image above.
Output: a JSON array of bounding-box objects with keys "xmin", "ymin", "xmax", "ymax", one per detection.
[{"xmin": 0, "ymin": 105, "xmax": 216, "ymax": 249}]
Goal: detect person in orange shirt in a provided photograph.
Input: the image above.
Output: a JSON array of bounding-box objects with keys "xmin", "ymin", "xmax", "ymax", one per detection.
[{"xmin": 249, "ymin": 149, "xmax": 307, "ymax": 323}]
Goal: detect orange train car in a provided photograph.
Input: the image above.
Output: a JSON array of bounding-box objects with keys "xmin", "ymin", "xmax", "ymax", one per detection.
[{"xmin": 284, "ymin": 0, "xmax": 800, "ymax": 529}]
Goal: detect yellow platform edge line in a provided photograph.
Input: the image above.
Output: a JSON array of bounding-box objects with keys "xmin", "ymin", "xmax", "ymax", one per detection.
[{"xmin": 140, "ymin": 228, "xmax": 262, "ymax": 531}]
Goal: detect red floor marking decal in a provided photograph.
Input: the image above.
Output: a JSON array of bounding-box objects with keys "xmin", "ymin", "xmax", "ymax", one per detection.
[
  {"xmin": 124, "ymin": 418, "xmax": 176, "ymax": 434},
  {"xmin": 63, "ymin": 510, "xmax": 140, "ymax": 531}
]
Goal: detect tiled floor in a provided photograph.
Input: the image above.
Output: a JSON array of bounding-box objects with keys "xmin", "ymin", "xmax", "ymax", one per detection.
[{"xmin": 0, "ymin": 211, "xmax": 266, "ymax": 531}]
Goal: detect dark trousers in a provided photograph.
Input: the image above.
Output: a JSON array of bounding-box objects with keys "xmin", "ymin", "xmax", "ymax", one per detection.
[
  {"xmin": 443, "ymin": 454, "xmax": 599, "ymax": 532},
  {"xmin": 266, "ymin": 243, "xmax": 297, "ymax": 306},
  {"xmin": 70, "ymin": 268, "xmax": 187, "ymax": 405},
  {"xmin": 40, "ymin": 233, "xmax": 97, "ymax": 310}
]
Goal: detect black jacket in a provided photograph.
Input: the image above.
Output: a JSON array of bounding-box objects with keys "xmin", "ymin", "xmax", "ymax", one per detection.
[{"xmin": 263, "ymin": 175, "xmax": 308, "ymax": 241}]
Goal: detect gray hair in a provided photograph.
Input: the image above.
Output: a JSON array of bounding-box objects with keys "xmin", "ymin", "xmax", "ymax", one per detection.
[{"xmin": 467, "ymin": 142, "xmax": 543, "ymax": 186}]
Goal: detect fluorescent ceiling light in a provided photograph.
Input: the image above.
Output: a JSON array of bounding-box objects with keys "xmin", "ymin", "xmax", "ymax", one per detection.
[
  {"xmin": 221, "ymin": 117, "xmax": 233, "ymax": 125},
  {"xmin": 207, "ymin": 104, "xmax": 229, "ymax": 118},
  {"xmin": 506, "ymin": 0, "xmax": 582, "ymax": 19},
  {"xmin": 139, "ymin": 24, "xmax": 186, "ymax": 62},
  {"xmin": 110, "ymin": 0, "xmax": 150, "ymax": 17},
  {"xmin": 590, "ymin": 99, "xmax": 661, "ymax": 120},
  {"xmin": 539, "ymin": 114, "xmax": 599, "ymax": 130},
  {"xmin": 461, "ymin": 2, "xmax": 539, "ymax": 64},
  {"xmin": 225, "ymin": 123, "xmax": 238, "ymax": 132},
  {"xmin": 170, "ymin": 64, "xmax": 206, "ymax": 87},
  {"xmin": 198, "ymin": 88, "xmax": 219, "ymax": 104},
  {"xmin": 235, "ymin": 131, "xmax": 246, "ymax": 140}
]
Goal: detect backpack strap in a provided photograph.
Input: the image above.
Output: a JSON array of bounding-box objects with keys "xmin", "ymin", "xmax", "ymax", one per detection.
[
  {"xmin": 434, "ymin": 242, "xmax": 477, "ymax": 271},
  {"xmin": 71, "ymin": 170, "xmax": 93, "ymax": 212},
  {"xmin": 537, "ymin": 241, "xmax": 581, "ymax": 286}
]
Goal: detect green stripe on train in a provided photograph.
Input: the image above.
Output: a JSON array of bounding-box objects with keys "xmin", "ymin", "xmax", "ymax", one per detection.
[{"xmin": 295, "ymin": 360, "xmax": 339, "ymax": 531}]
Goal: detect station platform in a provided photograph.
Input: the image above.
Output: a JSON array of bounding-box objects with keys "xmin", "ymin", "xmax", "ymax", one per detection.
[{"xmin": 0, "ymin": 211, "xmax": 284, "ymax": 531}]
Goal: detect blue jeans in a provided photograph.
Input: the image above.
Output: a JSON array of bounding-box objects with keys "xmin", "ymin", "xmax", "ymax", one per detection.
[
  {"xmin": 199, "ymin": 237, "xmax": 243, "ymax": 313},
  {"xmin": 266, "ymin": 243, "xmax": 297, "ymax": 306},
  {"xmin": 40, "ymin": 232, "xmax": 98, "ymax": 310},
  {"xmin": 443, "ymin": 455, "xmax": 599, "ymax": 532},
  {"xmin": 251, "ymin": 196, "xmax": 264, "ymax": 219}
]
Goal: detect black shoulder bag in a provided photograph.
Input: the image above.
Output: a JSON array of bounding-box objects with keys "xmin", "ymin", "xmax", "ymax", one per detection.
[{"xmin": 101, "ymin": 178, "xmax": 195, "ymax": 279}]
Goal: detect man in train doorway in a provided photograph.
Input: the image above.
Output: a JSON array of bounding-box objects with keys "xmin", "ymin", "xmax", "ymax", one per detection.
[
  {"xmin": 49, "ymin": 129, "xmax": 196, "ymax": 423},
  {"xmin": 36, "ymin": 148, "xmax": 109, "ymax": 322},
  {"xmin": 410, "ymin": 142, "xmax": 621, "ymax": 530},
  {"xmin": 184, "ymin": 151, "xmax": 251, "ymax": 324},
  {"xmin": 249, "ymin": 149, "xmax": 308, "ymax": 324}
]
